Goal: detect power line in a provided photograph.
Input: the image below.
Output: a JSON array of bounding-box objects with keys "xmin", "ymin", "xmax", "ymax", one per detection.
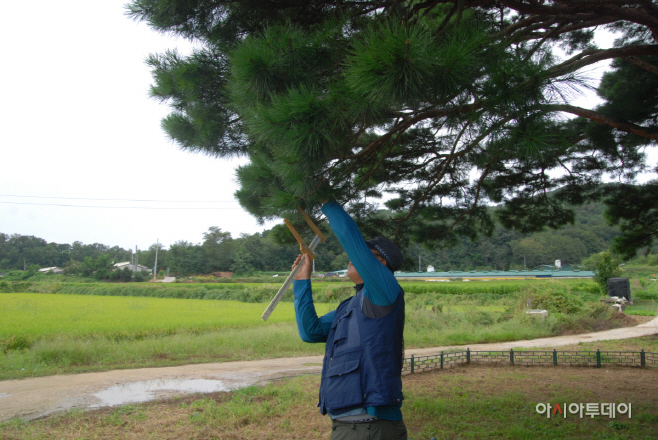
[
  {"xmin": 0, "ymin": 194, "xmax": 238, "ymax": 203},
  {"xmin": 0, "ymin": 201, "xmax": 242, "ymax": 210}
]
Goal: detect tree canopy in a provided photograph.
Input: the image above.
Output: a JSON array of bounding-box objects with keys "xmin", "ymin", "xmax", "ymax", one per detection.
[{"xmin": 127, "ymin": 0, "xmax": 658, "ymax": 255}]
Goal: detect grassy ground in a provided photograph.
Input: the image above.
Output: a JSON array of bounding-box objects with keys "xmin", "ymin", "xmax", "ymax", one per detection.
[
  {"xmin": 1, "ymin": 280, "xmax": 648, "ymax": 381},
  {"xmin": 2, "ymin": 337, "xmax": 657, "ymax": 439}
]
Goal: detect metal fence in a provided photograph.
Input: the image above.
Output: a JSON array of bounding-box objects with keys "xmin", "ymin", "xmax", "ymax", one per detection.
[{"xmin": 402, "ymin": 348, "xmax": 658, "ymax": 374}]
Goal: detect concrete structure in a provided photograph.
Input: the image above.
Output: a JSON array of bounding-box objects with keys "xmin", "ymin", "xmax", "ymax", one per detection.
[
  {"xmin": 37, "ymin": 267, "xmax": 63, "ymax": 274},
  {"xmin": 113, "ymin": 262, "xmax": 151, "ymax": 272}
]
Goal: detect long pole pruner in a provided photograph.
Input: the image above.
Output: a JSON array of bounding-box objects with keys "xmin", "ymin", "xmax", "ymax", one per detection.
[{"xmin": 261, "ymin": 206, "xmax": 326, "ymax": 321}]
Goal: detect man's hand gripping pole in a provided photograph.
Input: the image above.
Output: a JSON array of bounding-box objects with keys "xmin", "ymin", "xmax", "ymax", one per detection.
[{"xmin": 261, "ymin": 207, "xmax": 326, "ymax": 321}]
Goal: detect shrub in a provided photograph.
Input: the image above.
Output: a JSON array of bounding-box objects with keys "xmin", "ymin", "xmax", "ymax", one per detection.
[
  {"xmin": 1, "ymin": 270, "xmax": 31, "ymax": 282},
  {"xmin": 120, "ymin": 267, "xmax": 133, "ymax": 282},
  {"xmin": 592, "ymin": 251, "xmax": 623, "ymax": 292},
  {"xmin": 585, "ymin": 301, "xmax": 613, "ymax": 319},
  {"xmin": 109, "ymin": 269, "xmax": 121, "ymax": 281},
  {"xmin": 63, "ymin": 259, "xmax": 82, "ymax": 276},
  {"xmin": 647, "ymin": 254, "xmax": 658, "ymax": 266},
  {"xmin": 133, "ymin": 271, "xmax": 148, "ymax": 282},
  {"xmin": 523, "ymin": 284, "xmax": 584, "ymax": 314}
]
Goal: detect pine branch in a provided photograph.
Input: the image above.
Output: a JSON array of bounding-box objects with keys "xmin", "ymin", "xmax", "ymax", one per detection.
[
  {"xmin": 411, "ymin": 0, "xmax": 489, "ymax": 16},
  {"xmin": 510, "ymin": 17, "xmax": 617, "ymax": 43},
  {"xmin": 443, "ymin": 157, "xmax": 496, "ymax": 231},
  {"xmin": 523, "ymin": 22, "xmax": 565, "ymax": 61},
  {"xmin": 542, "ymin": 103, "xmax": 658, "ymax": 140},
  {"xmin": 498, "ymin": 0, "xmax": 658, "ymax": 35},
  {"xmin": 401, "ymin": 116, "xmax": 513, "ymax": 220},
  {"xmin": 544, "ymin": 45, "xmax": 658, "ymax": 76},
  {"xmin": 626, "ymin": 56, "xmax": 658, "ymax": 76}
]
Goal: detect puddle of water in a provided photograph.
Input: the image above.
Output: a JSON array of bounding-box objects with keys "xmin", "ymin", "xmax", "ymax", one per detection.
[{"xmin": 92, "ymin": 379, "xmax": 235, "ymax": 407}]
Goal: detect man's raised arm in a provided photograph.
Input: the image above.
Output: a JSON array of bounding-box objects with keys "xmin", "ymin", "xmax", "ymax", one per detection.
[{"xmin": 291, "ymin": 253, "xmax": 335, "ymax": 343}]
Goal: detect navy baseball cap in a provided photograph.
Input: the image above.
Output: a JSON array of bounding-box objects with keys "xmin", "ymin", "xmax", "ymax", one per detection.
[{"xmin": 366, "ymin": 236, "xmax": 403, "ymax": 272}]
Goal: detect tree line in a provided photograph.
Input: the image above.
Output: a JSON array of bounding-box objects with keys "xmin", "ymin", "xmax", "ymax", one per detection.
[{"xmin": 0, "ymin": 201, "xmax": 632, "ymax": 276}]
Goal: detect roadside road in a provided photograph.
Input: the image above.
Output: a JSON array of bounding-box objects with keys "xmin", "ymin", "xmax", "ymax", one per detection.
[{"xmin": 1, "ymin": 316, "xmax": 656, "ymax": 422}]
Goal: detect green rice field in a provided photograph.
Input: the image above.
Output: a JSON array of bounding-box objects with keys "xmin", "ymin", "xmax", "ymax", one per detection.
[
  {"xmin": 0, "ymin": 293, "xmax": 337, "ymax": 342},
  {"xmin": 0, "ymin": 277, "xmax": 648, "ymax": 380}
]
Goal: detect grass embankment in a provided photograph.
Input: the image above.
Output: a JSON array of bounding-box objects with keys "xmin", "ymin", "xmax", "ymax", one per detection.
[
  {"xmin": 2, "ymin": 339, "xmax": 657, "ymax": 439},
  {"xmin": 1, "ymin": 278, "xmax": 654, "ymax": 380}
]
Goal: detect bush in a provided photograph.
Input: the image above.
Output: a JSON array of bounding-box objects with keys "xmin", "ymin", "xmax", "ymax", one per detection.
[
  {"xmin": 109, "ymin": 269, "xmax": 121, "ymax": 281},
  {"xmin": 94, "ymin": 268, "xmax": 111, "ymax": 280},
  {"xmin": 1, "ymin": 270, "xmax": 31, "ymax": 282},
  {"xmin": 592, "ymin": 251, "xmax": 623, "ymax": 292},
  {"xmin": 63, "ymin": 259, "xmax": 82, "ymax": 276},
  {"xmin": 120, "ymin": 268, "xmax": 133, "ymax": 282},
  {"xmin": 523, "ymin": 284, "xmax": 585, "ymax": 314},
  {"xmin": 133, "ymin": 271, "xmax": 148, "ymax": 282}
]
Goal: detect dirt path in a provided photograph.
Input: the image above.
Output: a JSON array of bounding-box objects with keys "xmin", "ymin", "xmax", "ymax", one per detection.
[{"xmin": 1, "ymin": 316, "xmax": 656, "ymax": 423}]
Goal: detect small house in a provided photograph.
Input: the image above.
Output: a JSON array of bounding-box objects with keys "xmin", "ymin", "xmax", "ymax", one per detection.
[
  {"xmin": 113, "ymin": 262, "xmax": 151, "ymax": 273},
  {"xmin": 38, "ymin": 267, "xmax": 64, "ymax": 274}
]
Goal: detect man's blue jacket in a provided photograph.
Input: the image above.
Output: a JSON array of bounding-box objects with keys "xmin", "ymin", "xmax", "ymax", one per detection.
[{"xmin": 293, "ymin": 201, "xmax": 405, "ymax": 419}]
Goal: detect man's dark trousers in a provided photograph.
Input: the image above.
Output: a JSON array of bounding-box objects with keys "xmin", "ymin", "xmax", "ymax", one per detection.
[{"xmin": 330, "ymin": 419, "xmax": 408, "ymax": 440}]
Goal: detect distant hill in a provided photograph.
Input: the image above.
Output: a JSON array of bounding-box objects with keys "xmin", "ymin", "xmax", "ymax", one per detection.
[{"xmin": 401, "ymin": 202, "xmax": 620, "ymax": 272}]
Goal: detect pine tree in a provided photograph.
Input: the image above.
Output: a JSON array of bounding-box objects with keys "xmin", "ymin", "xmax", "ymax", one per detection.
[{"xmin": 128, "ymin": 0, "xmax": 658, "ymax": 253}]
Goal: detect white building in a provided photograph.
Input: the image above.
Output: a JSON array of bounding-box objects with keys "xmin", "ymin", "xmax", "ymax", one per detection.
[
  {"xmin": 38, "ymin": 267, "xmax": 64, "ymax": 274},
  {"xmin": 113, "ymin": 262, "xmax": 151, "ymax": 272}
]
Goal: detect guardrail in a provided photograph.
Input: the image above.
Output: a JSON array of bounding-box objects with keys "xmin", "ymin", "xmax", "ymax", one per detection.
[{"xmin": 403, "ymin": 348, "xmax": 658, "ymax": 374}]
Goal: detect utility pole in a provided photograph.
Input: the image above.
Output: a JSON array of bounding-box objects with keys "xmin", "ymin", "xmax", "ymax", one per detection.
[
  {"xmin": 135, "ymin": 245, "xmax": 138, "ymax": 272},
  {"xmin": 153, "ymin": 239, "xmax": 159, "ymax": 279}
]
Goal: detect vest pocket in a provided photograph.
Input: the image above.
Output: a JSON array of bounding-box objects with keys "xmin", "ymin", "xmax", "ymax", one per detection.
[
  {"xmin": 331, "ymin": 308, "xmax": 355, "ymax": 349},
  {"xmin": 325, "ymin": 351, "xmax": 363, "ymax": 410}
]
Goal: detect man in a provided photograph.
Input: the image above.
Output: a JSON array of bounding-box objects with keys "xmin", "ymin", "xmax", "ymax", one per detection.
[{"xmin": 292, "ymin": 200, "xmax": 407, "ymax": 440}]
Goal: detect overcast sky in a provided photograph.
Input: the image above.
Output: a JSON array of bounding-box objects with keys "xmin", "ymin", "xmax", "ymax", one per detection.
[
  {"xmin": 0, "ymin": 0, "xmax": 278, "ymax": 251},
  {"xmin": 1, "ymin": 2, "xmax": 655, "ymax": 251}
]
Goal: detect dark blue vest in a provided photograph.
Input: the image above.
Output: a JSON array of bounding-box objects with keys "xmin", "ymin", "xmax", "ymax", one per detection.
[{"xmin": 318, "ymin": 288, "xmax": 405, "ymax": 414}]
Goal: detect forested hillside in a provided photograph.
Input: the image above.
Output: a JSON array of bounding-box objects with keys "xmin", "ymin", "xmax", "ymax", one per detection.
[
  {"xmin": 408, "ymin": 203, "xmax": 621, "ymax": 272},
  {"xmin": 1, "ymin": 202, "xmax": 622, "ymax": 275}
]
